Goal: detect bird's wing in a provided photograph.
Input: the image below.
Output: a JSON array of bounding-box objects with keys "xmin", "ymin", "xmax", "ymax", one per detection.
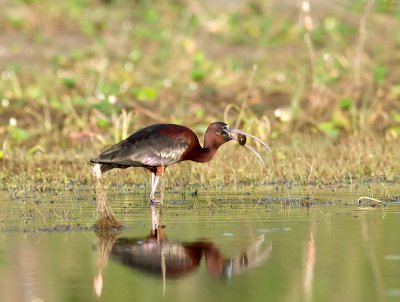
[
  {"xmin": 129, "ymin": 135, "xmax": 189, "ymax": 166},
  {"xmin": 91, "ymin": 129, "xmax": 189, "ymax": 167}
]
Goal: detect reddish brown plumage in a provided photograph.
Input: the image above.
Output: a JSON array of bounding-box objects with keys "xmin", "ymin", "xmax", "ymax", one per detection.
[
  {"xmin": 90, "ymin": 122, "xmax": 231, "ymax": 175},
  {"xmin": 90, "ymin": 121, "xmax": 270, "ymax": 203}
]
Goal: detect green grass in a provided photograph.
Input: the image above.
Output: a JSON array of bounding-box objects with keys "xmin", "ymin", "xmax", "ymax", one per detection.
[{"xmin": 1, "ymin": 135, "xmax": 399, "ymax": 192}]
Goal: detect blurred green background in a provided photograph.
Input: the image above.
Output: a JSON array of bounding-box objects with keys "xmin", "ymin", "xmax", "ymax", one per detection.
[{"xmin": 0, "ymin": 0, "xmax": 399, "ymax": 185}]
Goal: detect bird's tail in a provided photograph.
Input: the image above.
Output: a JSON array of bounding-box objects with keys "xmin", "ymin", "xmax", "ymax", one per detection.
[{"xmin": 90, "ymin": 158, "xmax": 118, "ymax": 174}]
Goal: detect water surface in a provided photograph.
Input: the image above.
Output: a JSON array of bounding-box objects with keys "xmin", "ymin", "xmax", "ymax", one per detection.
[{"xmin": 1, "ymin": 185, "xmax": 400, "ymax": 302}]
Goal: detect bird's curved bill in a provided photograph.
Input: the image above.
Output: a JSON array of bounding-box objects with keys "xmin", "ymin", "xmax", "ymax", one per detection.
[{"xmin": 227, "ymin": 127, "xmax": 271, "ymax": 165}]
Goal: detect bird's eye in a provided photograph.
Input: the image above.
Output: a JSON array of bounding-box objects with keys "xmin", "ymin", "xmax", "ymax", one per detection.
[
  {"xmin": 219, "ymin": 128, "xmax": 231, "ymax": 141},
  {"xmin": 219, "ymin": 129, "xmax": 228, "ymax": 136}
]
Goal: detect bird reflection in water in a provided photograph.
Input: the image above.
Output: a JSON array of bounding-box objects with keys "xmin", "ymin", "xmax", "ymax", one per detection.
[{"xmin": 93, "ymin": 205, "xmax": 272, "ymax": 297}]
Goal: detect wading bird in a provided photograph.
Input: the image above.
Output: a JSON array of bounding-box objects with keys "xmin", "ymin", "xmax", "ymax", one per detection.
[{"xmin": 90, "ymin": 122, "xmax": 270, "ymax": 204}]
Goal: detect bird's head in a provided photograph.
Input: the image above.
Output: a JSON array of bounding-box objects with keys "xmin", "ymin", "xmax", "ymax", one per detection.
[{"xmin": 205, "ymin": 122, "xmax": 271, "ymax": 164}]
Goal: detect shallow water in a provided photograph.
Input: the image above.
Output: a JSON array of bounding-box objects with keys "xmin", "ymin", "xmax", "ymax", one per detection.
[{"xmin": 1, "ymin": 184, "xmax": 400, "ymax": 302}]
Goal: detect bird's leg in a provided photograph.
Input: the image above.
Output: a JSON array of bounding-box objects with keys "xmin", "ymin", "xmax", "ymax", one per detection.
[
  {"xmin": 150, "ymin": 166, "xmax": 165, "ymax": 204},
  {"xmin": 151, "ymin": 173, "xmax": 155, "ymax": 188},
  {"xmin": 149, "ymin": 174, "xmax": 161, "ymax": 204},
  {"xmin": 150, "ymin": 203, "xmax": 159, "ymax": 233}
]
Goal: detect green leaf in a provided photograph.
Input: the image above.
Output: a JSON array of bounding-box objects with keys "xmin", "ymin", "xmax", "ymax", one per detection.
[
  {"xmin": 195, "ymin": 108, "xmax": 205, "ymax": 118},
  {"xmin": 391, "ymin": 112, "xmax": 400, "ymax": 123},
  {"xmin": 25, "ymin": 85, "xmax": 42, "ymax": 100},
  {"xmin": 144, "ymin": 8, "xmax": 159, "ymax": 23},
  {"xmin": 94, "ymin": 100, "xmax": 113, "ymax": 115},
  {"xmin": 132, "ymin": 86, "xmax": 158, "ymax": 102},
  {"xmin": 129, "ymin": 49, "xmax": 142, "ymax": 62},
  {"xmin": 318, "ymin": 122, "xmax": 340, "ymax": 138},
  {"xmin": 70, "ymin": 50, "xmax": 83, "ymax": 61},
  {"xmin": 97, "ymin": 119, "xmax": 110, "ymax": 128},
  {"xmin": 193, "ymin": 52, "xmax": 205, "ymax": 64},
  {"xmin": 50, "ymin": 97, "xmax": 63, "ymax": 110},
  {"xmin": 191, "ymin": 52, "xmax": 208, "ymax": 81},
  {"xmin": 62, "ymin": 77, "xmax": 76, "ymax": 88},
  {"xmin": 339, "ymin": 98, "xmax": 353, "ymax": 110},
  {"xmin": 81, "ymin": 20, "xmax": 96, "ymax": 36},
  {"xmin": 387, "ymin": 127, "xmax": 400, "ymax": 138},
  {"xmin": 9, "ymin": 127, "xmax": 32, "ymax": 143},
  {"xmin": 73, "ymin": 96, "xmax": 86, "ymax": 107},
  {"xmin": 7, "ymin": 14, "xmax": 24, "ymax": 29},
  {"xmin": 191, "ymin": 67, "xmax": 206, "ymax": 81},
  {"xmin": 374, "ymin": 65, "xmax": 386, "ymax": 84}
]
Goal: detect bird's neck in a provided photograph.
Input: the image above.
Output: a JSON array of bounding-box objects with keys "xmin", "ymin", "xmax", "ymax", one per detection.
[{"xmin": 191, "ymin": 145, "xmax": 218, "ymax": 163}]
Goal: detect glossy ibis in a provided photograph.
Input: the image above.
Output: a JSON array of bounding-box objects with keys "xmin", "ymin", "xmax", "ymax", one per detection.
[
  {"xmin": 110, "ymin": 231, "xmax": 271, "ymax": 278},
  {"xmin": 90, "ymin": 122, "xmax": 270, "ymax": 203},
  {"xmin": 93, "ymin": 204, "xmax": 271, "ymax": 297},
  {"xmin": 110, "ymin": 205, "xmax": 272, "ymax": 279}
]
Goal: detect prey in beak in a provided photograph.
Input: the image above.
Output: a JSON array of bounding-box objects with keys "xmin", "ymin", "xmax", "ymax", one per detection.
[{"xmin": 223, "ymin": 125, "xmax": 271, "ymax": 165}]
